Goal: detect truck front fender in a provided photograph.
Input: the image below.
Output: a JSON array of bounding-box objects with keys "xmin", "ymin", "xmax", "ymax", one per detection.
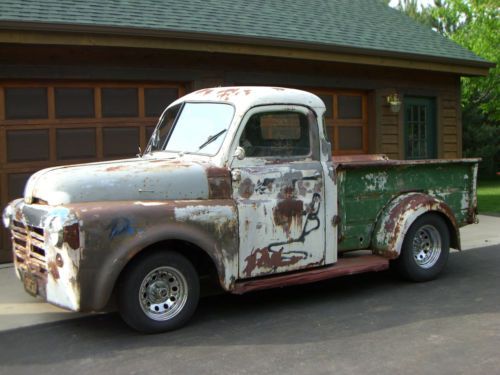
[
  {"xmin": 71, "ymin": 200, "xmax": 239, "ymax": 311},
  {"xmin": 372, "ymin": 193, "xmax": 460, "ymax": 259}
]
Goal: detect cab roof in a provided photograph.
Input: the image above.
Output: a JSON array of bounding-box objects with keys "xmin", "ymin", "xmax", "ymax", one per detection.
[{"xmin": 172, "ymin": 86, "xmax": 326, "ymax": 114}]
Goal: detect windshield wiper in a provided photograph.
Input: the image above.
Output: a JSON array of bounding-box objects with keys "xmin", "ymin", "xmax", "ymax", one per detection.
[{"xmin": 198, "ymin": 129, "xmax": 227, "ymax": 151}]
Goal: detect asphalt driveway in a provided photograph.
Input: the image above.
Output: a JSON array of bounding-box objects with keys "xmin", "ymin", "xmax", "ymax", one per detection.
[{"xmin": 0, "ymin": 244, "xmax": 499, "ymax": 375}]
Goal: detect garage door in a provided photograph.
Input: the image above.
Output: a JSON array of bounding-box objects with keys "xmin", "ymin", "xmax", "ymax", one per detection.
[{"xmin": 0, "ymin": 81, "xmax": 184, "ymax": 262}]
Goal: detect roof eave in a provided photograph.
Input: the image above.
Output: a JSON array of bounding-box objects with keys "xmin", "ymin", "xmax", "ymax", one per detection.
[{"xmin": 0, "ymin": 20, "xmax": 494, "ymax": 76}]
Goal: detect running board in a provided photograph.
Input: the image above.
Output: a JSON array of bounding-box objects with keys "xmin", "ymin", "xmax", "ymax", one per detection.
[{"xmin": 232, "ymin": 255, "xmax": 389, "ymax": 294}]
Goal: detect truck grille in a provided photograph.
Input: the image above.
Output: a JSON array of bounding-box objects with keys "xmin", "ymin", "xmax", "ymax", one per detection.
[{"xmin": 11, "ymin": 220, "xmax": 48, "ymax": 276}]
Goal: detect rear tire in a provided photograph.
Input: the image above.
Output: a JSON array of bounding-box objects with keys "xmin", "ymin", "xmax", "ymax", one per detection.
[
  {"xmin": 392, "ymin": 213, "xmax": 450, "ymax": 282},
  {"xmin": 118, "ymin": 251, "xmax": 199, "ymax": 333}
]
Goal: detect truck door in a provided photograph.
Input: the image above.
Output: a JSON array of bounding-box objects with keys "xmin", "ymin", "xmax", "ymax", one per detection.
[{"xmin": 230, "ymin": 105, "xmax": 326, "ymax": 279}]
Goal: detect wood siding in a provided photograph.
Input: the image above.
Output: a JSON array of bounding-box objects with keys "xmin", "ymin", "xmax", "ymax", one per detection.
[{"xmin": 441, "ymin": 91, "xmax": 461, "ymax": 159}]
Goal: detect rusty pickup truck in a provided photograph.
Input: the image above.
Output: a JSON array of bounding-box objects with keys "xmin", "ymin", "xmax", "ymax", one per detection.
[{"xmin": 2, "ymin": 87, "xmax": 479, "ymax": 333}]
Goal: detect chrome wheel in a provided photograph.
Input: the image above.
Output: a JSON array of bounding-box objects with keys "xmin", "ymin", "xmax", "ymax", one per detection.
[
  {"xmin": 412, "ymin": 224, "xmax": 442, "ymax": 269},
  {"xmin": 139, "ymin": 266, "xmax": 188, "ymax": 321}
]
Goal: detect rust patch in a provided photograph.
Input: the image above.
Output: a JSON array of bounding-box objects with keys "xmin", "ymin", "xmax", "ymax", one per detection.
[
  {"xmin": 63, "ymin": 223, "xmax": 80, "ymax": 250},
  {"xmin": 206, "ymin": 166, "xmax": 231, "ymax": 200},
  {"xmin": 333, "ymin": 154, "xmax": 388, "ymax": 163},
  {"xmin": 105, "ymin": 165, "xmax": 126, "ymax": 172},
  {"xmin": 198, "ymin": 88, "xmax": 214, "ymax": 96},
  {"xmin": 336, "ymin": 157, "xmax": 481, "ymax": 170},
  {"xmin": 242, "ymin": 247, "xmax": 306, "ymax": 277},
  {"xmin": 217, "ymin": 88, "xmax": 240, "ymax": 101},
  {"xmin": 278, "ymin": 185, "xmax": 295, "ymax": 199},
  {"xmin": 15, "ymin": 209, "xmax": 23, "ymax": 221},
  {"xmin": 243, "ymin": 193, "xmax": 322, "ymax": 277},
  {"xmin": 234, "ymin": 255, "xmax": 389, "ymax": 294},
  {"xmin": 377, "ymin": 193, "xmax": 460, "ymax": 257},
  {"xmin": 239, "ymin": 178, "xmax": 255, "ymax": 199},
  {"xmin": 48, "ymin": 261, "xmax": 60, "ymax": 280},
  {"xmin": 273, "ymin": 199, "xmax": 303, "ymax": 234},
  {"xmin": 205, "ymin": 166, "xmax": 229, "ymax": 178},
  {"xmin": 208, "ymin": 176, "xmax": 232, "ymax": 199}
]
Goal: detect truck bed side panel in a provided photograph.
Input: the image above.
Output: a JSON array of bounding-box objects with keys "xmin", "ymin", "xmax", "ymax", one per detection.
[{"xmin": 336, "ymin": 159, "xmax": 478, "ymax": 252}]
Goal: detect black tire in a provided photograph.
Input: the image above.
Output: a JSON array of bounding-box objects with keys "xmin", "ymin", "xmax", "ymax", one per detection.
[
  {"xmin": 118, "ymin": 251, "xmax": 199, "ymax": 333},
  {"xmin": 392, "ymin": 213, "xmax": 450, "ymax": 282}
]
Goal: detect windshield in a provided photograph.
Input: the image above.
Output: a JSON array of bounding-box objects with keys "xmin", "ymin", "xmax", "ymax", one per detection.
[{"xmin": 148, "ymin": 102, "xmax": 234, "ymax": 155}]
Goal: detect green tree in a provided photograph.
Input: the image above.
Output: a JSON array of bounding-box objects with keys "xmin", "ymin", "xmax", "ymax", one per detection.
[
  {"xmin": 394, "ymin": 0, "xmax": 435, "ymax": 28},
  {"xmin": 392, "ymin": 0, "xmax": 499, "ymax": 176}
]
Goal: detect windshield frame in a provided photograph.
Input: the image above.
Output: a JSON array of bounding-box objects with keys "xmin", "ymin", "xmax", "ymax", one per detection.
[{"xmin": 147, "ymin": 101, "xmax": 236, "ymax": 156}]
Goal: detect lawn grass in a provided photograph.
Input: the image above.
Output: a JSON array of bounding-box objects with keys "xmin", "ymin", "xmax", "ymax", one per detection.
[{"xmin": 477, "ymin": 177, "xmax": 500, "ymax": 214}]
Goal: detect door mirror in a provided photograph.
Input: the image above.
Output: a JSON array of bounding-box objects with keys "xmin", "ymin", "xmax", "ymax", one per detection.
[{"xmin": 233, "ymin": 146, "xmax": 246, "ymax": 160}]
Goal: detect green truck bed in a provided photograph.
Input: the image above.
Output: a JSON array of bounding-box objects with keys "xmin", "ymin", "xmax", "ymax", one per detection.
[{"xmin": 336, "ymin": 158, "xmax": 479, "ymax": 252}]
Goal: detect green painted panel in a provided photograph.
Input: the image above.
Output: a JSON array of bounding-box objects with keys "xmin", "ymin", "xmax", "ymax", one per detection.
[{"xmin": 337, "ymin": 161, "xmax": 477, "ymax": 252}]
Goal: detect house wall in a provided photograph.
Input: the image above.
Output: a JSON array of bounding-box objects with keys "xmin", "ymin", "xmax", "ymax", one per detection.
[{"xmin": 0, "ymin": 44, "xmax": 463, "ymax": 262}]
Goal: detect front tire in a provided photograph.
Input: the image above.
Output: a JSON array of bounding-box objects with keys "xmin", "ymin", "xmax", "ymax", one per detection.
[
  {"xmin": 118, "ymin": 251, "xmax": 199, "ymax": 333},
  {"xmin": 392, "ymin": 213, "xmax": 450, "ymax": 282}
]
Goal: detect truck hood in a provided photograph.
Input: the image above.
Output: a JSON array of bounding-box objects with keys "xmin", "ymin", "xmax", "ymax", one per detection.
[{"xmin": 24, "ymin": 157, "xmax": 222, "ymax": 205}]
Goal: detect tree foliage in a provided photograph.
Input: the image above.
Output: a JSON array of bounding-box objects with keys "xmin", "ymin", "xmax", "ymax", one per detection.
[{"xmin": 392, "ymin": 0, "xmax": 499, "ymax": 176}]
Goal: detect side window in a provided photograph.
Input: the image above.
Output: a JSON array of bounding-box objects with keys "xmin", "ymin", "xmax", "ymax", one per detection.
[{"xmin": 239, "ymin": 111, "xmax": 310, "ymax": 157}]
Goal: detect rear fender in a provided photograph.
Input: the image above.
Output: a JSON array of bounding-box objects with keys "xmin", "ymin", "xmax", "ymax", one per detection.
[{"xmin": 372, "ymin": 193, "xmax": 460, "ymax": 259}]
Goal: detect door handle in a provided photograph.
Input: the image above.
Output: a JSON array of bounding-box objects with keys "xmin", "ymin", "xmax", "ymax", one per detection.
[{"xmin": 303, "ymin": 171, "xmax": 322, "ymax": 180}]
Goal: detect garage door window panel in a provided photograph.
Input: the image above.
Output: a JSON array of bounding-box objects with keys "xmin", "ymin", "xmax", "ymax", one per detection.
[
  {"xmin": 103, "ymin": 127, "xmax": 140, "ymax": 157},
  {"xmin": 56, "ymin": 128, "xmax": 97, "ymax": 159},
  {"xmin": 55, "ymin": 88, "xmax": 95, "ymax": 118},
  {"xmin": 145, "ymin": 88, "xmax": 179, "ymax": 117},
  {"xmin": 102, "ymin": 88, "xmax": 139, "ymax": 118},
  {"xmin": 8, "ymin": 173, "xmax": 32, "ymax": 201},
  {"xmin": 5, "ymin": 88, "xmax": 48, "ymax": 119},
  {"xmin": 7, "ymin": 130, "xmax": 50, "ymax": 162}
]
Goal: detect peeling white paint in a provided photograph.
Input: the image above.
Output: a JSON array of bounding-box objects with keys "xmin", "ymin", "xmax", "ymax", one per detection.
[
  {"xmin": 24, "ymin": 159, "xmax": 209, "ymax": 204},
  {"xmin": 174, "ymin": 205, "xmax": 234, "ymax": 225},
  {"xmin": 133, "ymin": 202, "xmax": 167, "ymax": 207},
  {"xmin": 362, "ymin": 172, "xmax": 388, "ymax": 192}
]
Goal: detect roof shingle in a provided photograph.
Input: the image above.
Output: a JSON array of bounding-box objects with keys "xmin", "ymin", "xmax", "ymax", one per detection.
[{"xmin": 0, "ymin": 0, "xmax": 489, "ymax": 65}]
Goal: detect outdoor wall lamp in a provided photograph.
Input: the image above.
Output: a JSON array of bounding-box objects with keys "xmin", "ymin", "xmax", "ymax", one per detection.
[{"xmin": 387, "ymin": 93, "xmax": 402, "ymax": 113}]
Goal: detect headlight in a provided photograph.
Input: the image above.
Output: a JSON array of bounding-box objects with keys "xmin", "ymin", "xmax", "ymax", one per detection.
[
  {"xmin": 2, "ymin": 205, "xmax": 13, "ymax": 229},
  {"xmin": 46, "ymin": 216, "xmax": 64, "ymax": 247}
]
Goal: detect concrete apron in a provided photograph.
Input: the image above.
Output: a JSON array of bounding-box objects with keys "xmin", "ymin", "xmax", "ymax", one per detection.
[
  {"xmin": 0, "ymin": 214, "xmax": 499, "ymax": 332},
  {"xmin": 0, "ymin": 263, "xmax": 87, "ymax": 332},
  {"xmin": 459, "ymin": 214, "xmax": 500, "ymax": 250}
]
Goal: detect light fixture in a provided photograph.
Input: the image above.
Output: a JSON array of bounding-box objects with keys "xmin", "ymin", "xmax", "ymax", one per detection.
[{"xmin": 387, "ymin": 93, "xmax": 402, "ymax": 113}]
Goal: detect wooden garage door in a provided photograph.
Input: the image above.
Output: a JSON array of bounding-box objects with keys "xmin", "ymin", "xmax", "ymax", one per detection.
[
  {"xmin": 0, "ymin": 81, "xmax": 184, "ymax": 262},
  {"xmin": 312, "ymin": 90, "xmax": 368, "ymax": 155}
]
